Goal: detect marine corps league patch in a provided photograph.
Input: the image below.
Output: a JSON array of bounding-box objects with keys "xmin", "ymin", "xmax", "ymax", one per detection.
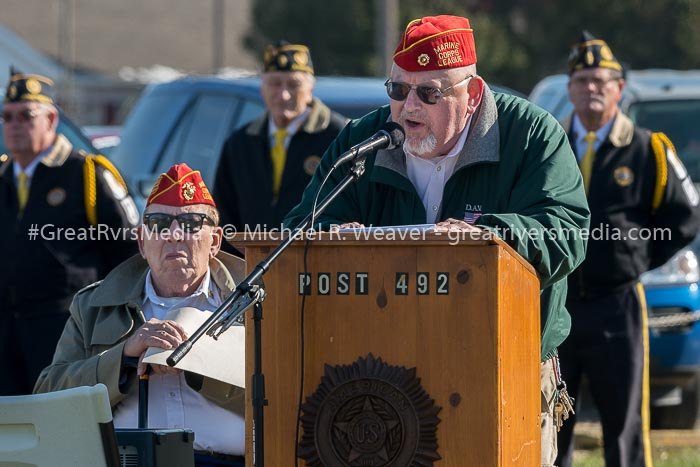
[
  {"xmin": 181, "ymin": 181, "xmax": 196, "ymax": 201},
  {"xmin": 298, "ymin": 353, "xmax": 441, "ymax": 466}
]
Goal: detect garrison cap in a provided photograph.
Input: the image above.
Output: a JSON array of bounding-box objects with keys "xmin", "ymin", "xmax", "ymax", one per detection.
[
  {"xmin": 567, "ymin": 30, "xmax": 623, "ymax": 75},
  {"xmin": 146, "ymin": 163, "xmax": 216, "ymax": 208},
  {"xmin": 4, "ymin": 66, "xmax": 55, "ymax": 104},
  {"xmin": 393, "ymin": 15, "xmax": 477, "ymax": 71},
  {"xmin": 263, "ymin": 41, "xmax": 314, "ymax": 75}
]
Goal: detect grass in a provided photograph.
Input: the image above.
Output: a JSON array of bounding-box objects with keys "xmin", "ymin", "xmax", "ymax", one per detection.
[{"xmin": 574, "ymin": 447, "xmax": 700, "ymax": 466}]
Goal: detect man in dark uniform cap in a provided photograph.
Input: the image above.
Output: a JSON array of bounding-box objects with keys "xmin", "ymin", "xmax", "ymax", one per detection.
[
  {"xmin": 0, "ymin": 68, "xmax": 139, "ymax": 395},
  {"xmin": 556, "ymin": 32, "xmax": 700, "ymax": 467},
  {"xmin": 213, "ymin": 41, "xmax": 347, "ymax": 246}
]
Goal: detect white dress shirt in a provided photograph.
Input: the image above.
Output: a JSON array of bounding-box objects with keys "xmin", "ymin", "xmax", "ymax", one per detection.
[
  {"xmin": 112, "ymin": 269, "xmax": 245, "ymax": 455},
  {"xmin": 405, "ymin": 120, "xmax": 471, "ymax": 223},
  {"xmin": 13, "ymin": 151, "xmax": 44, "ymax": 190},
  {"xmin": 267, "ymin": 107, "xmax": 310, "ymax": 149},
  {"xmin": 572, "ymin": 114, "xmax": 614, "ymax": 161}
]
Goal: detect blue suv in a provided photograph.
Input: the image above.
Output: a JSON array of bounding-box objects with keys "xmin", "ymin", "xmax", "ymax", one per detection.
[{"xmin": 530, "ymin": 70, "xmax": 700, "ymax": 428}]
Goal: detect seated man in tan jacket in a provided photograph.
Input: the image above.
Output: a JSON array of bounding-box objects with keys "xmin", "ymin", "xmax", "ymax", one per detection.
[{"xmin": 35, "ymin": 163, "xmax": 246, "ymax": 467}]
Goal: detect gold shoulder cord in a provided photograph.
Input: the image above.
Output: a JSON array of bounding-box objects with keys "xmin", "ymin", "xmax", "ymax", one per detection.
[
  {"xmin": 650, "ymin": 132, "xmax": 670, "ymax": 213},
  {"xmin": 83, "ymin": 155, "xmax": 97, "ymax": 225},
  {"xmin": 83, "ymin": 154, "xmax": 128, "ymax": 225}
]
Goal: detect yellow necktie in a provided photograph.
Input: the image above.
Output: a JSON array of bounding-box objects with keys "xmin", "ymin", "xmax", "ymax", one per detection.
[
  {"xmin": 17, "ymin": 172, "xmax": 29, "ymax": 211},
  {"xmin": 271, "ymin": 128, "xmax": 288, "ymax": 197},
  {"xmin": 579, "ymin": 131, "xmax": 597, "ymax": 194}
]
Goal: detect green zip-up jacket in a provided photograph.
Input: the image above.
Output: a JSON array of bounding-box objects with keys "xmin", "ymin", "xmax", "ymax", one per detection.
[{"xmin": 284, "ymin": 88, "xmax": 590, "ymax": 360}]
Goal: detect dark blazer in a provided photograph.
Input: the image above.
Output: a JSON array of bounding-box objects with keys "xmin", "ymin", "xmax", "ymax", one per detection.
[
  {"xmin": 566, "ymin": 112, "xmax": 700, "ymax": 299},
  {"xmin": 0, "ymin": 134, "xmax": 139, "ymax": 394},
  {"xmin": 213, "ymin": 97, "xmax": 347, "ymax": 235}
]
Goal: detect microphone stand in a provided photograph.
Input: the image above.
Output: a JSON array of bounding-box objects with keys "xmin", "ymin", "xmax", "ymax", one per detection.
[{"xmin": 167, "ymin": 154, "xmax": 370, "ymax": 467}]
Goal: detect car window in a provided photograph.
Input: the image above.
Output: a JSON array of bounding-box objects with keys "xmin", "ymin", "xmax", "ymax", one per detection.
[
  {"xmin": 155, "ymin": 94, "xmax": 240, "ymax": 186},
  {"xmin": 54, "ymin": 114, "xmax": 96, "ymax": 153},
  {"xmin": 628, "ymin": 99, "xmax": 700, "ymax": 181},
  {"xmin": 110, "ymin": 92, "xmax": 191, "ymax": 177},
  {"xmin": 233, "ymin": 100, "xmax": 265, "ymax": 131},
  {"xmin": 529, "ymin": 77, "xmax": 572, "ymax": 119},
  {"xmin": 328, "ymin": 103, "xmax": 385, "ymax": 119}
]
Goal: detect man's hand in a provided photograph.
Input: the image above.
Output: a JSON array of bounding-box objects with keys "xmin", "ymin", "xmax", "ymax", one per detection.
[
  {"xmin": 123, "ymin": 318, "xmax": 187, "ymax": 375},
  {"xmin": 330, "ymin": 222, "xmax": 365, "ymax": 231},
  {"xmin": 434, "ymin": 218, "xmax": 483, "ymax": 233}
]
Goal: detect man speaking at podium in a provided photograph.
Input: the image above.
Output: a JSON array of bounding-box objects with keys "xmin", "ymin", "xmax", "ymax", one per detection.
[
  {"xmin": 285, "ymin": 15, "xmax": 590, "ymax": 466},
  {"xmin": 35, "ymin": 164, "xmax": 246, "ymax": 467}
]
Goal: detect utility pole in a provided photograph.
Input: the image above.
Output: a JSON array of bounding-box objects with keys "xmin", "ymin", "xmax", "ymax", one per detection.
[
  {"xmin": 58, "ymin": 0, "xmax": 76, "ymax": 115},
  {"xmin": 213, "ymin": 0, "xmax": 225, "ymax": 72},
  {"xmin": 374, "ymin": 0, "xmax": 399, "ymax": 76}
]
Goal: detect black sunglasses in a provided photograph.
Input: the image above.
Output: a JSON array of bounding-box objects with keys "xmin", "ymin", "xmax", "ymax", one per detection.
[
  {"xmin": 384, "ymin": 75, "xmax": 474, "ymax": 105},
  {"xmin": 0, "ymin": 109, "xmax": 41, "ymax": 124},
  {"xmin": 143, "ymin": 213, "xmax": 215, "ymax": 233}
]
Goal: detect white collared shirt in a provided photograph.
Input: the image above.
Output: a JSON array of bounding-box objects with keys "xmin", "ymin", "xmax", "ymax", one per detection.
[
  {"xmin": 405, "ymin": 120, "xmax": 471, "ymax": 223},
  {"xmin": 572, "ymin": 114, "xmax": 614, "ymax": 161},
  {"xmin": 267, "ymin": 107, "xmax": 311, "ymax": 149},
  {"xmin": 13, "ymin": 149, "xmax": 45, "ymax": 190},
  {"xmin": 112, "ymin": 269, "xmax": 245, "ymax": 456}
]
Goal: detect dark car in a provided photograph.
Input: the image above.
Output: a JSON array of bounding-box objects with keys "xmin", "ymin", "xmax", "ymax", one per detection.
[{"xmin": 110, "ymin": 75, "xmax": 524, "ymax": 210}]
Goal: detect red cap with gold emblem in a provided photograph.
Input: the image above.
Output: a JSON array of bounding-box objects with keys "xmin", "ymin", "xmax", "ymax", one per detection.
[
  {"xmin": 146, "ymin": 163, "xmax": 216, "ymax": 207},
  {"xmin": 393, "ymin": 15, "xmax": 477, "ymax": 72}
]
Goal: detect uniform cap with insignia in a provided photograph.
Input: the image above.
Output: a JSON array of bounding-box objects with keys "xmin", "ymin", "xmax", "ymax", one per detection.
[
  {"xmin": 146, "ymin": 163, "xmax": 216, "ymax": 208},
  {"xmin": 567, "ymin": 30, "xmax": 623, "ymax": 76},
  {"xmin": 4, "ymin": 66, "xmax": 55, "ymax": 104},
  {"xmin": 393, "ymin": 15, "xmax": 476, "ymax": 72},
  {"xmin": 263, "ymin": 40, "xmax": 314, "ymax": 75}
]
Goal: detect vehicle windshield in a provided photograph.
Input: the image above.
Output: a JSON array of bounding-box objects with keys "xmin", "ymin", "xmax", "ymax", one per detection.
[
  {"xmin": 110, "ymin": 91, "xmax": 191, "ymax": 177},
  {"xmin": 627, "ymin": 99, "xmax": 700, "ymax": 181}
]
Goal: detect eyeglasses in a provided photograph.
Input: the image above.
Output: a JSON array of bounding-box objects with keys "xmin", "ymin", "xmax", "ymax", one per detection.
[
  {"xmin": 384, "ymin": 75, "xmax": 474, "ymax": 105},
  {"xmin": 0, "ymin": 109, "xmax": 41, "ymax": 124},
  {"xmin": 570, "ymin": 76, "xmax": 622, "ymax": 88},
  {"xmin": 142, "ymin": 213, "xmax": 215, "ymax": 233}
]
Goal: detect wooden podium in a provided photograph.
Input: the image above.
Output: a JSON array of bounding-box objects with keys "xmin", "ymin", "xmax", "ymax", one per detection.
[{"xmin": 233, "ymin": 231, "xmax": 541, "ymax": 466}]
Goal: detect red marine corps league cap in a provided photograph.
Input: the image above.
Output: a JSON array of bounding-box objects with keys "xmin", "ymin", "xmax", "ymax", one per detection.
[
  {"xmin": 146, "ymin": 163, "xmax": 216, "ymax": 208},
  {"xmin": 393, "ymin": 15, "xmax": 477, "ymax": 72}
]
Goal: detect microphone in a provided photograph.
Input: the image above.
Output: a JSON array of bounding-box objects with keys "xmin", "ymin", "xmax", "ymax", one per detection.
[{"xmin": 330, "ymin": 122, "xmax": 405, "ymax": 170}]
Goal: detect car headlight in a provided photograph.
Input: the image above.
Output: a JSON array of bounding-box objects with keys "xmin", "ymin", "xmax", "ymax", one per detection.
[{"xmin": 641, "ymin": 248, "xmax": 700, "ymax": 286}]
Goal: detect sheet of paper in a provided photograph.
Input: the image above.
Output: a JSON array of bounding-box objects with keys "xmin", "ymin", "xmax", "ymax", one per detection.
[
  {"xmin": 337, "ymin": 224, "xmax": 436, "ymax": 233},
  {"xmin": 142, "ymin": 306, "xmax": 245, "ymax": 388}
]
